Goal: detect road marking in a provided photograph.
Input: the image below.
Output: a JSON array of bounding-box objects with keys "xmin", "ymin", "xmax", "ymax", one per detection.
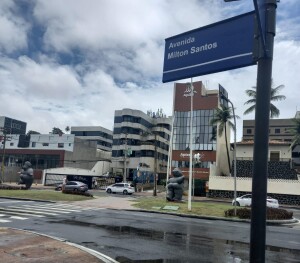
[
  {"xmin": 21, "ymin": 204, "xmax": 78, "ymax": 212},
  {"xmin": 0, "ymin": 207, "xmax": 58, "ymax": 216},
  {"xmin": 0, "ymin": 200, "xmax": 27, "ymax": 204},
  {"xmin": 17, "ymin": 205, "xmax": 70, "ymax": 214},
  {"xmin": 0, "ymin": 210, "xmax": 44, "ymax": 218},
  {"xmin": 10, "ymin": 216, "xmax": 28, "ymax": 220},
  {"xmin": 0, "ymin": 219, "xmax": 11, "ymax": 223}
]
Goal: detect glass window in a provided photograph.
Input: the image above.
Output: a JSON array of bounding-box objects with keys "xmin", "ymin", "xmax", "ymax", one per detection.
[
  {"xmin": 275, "ymin": 128, "xmax": 280, "ymax": 134},
  {"xmin": 246, "ymin": 129, "xmax": 252, "ymax": 134}
]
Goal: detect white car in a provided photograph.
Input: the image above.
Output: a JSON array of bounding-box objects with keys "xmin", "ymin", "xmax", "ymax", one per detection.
[
  {"xmin": 232, "ymin": 194, "xmax": 279, "ymax": 208},
  {"xmin": 106, "ymin": 183, "xmax": 135, "ymax": 195}
]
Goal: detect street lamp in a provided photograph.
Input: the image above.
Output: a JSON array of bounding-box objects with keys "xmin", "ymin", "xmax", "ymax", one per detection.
[
  {"xmin": 221, "ymin": 94, "xmax": 237, "ymax": 216},
  {"xmin": 183, "ymin": 79, "xmax": 197, "ymax": 211}
]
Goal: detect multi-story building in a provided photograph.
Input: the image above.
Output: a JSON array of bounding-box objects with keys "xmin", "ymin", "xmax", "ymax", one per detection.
[
  {"xmin": 111, "ymin": 108, "xmax": 172, "ymax": 181},
  {"xmin": 0, "ymin": 134, "xmax": 109, "ymax": 183},
  {"xmin": 0, "ymin": 116, "xmax": 26, "ymax": 135},
  {"xmin": 71, "ymin": 126, "xmax": 113, "ymax": 151},
  {"xmin": 242, "ymin": 112, "xmax": 300, "ymax": 142},
  {"xmin": 242, "ymin": 111, "xmax": 300, "ymax": 169},
  {"xmin": 171, "ymin": 81, "xmax": 230, "ymax": 190}
]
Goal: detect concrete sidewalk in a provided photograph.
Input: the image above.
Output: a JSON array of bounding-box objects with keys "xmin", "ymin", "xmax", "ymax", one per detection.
[{"xmin": 0, "ymin": 228, "xmax": 118, "ymax": 263}]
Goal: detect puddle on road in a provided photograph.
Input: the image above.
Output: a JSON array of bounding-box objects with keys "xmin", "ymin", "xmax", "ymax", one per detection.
[{"xmin": 50, "ymin": 219, "xmax": 300, "ymax": 263}]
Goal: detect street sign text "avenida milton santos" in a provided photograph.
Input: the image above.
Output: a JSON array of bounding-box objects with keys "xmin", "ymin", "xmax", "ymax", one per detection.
[{"xmin": 162, "ymin": 11, "xmax": 256, "ymax": 83}]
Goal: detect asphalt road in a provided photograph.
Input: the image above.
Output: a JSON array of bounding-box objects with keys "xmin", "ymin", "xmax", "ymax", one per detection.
[{"xmin": 0, "ymin": 198, "xmax": 300, "ymax": 262}]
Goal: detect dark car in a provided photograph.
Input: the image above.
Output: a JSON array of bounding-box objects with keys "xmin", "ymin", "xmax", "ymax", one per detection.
[{"xmin": 56, "ymin": 181, "xmax": 88, "ymax": 192}]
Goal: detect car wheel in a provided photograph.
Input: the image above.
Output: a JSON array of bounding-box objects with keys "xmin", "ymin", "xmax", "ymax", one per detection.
[
  {"xmin": 57, "ymin": 187, "xmax": 62, "ymax": 191},
  {"xmin": 233, "ymin": 201, "xmax": 240, "ymax": 206},
  {"xmin": 107, "ymin": 189, "xmax": 112, "ymax": 194},
  {"xmin": 73, "ymin": 188, "xmax": 78, "ymax": 192},
  {"xmin": 123, "ymin": 190, "xmax": 128, "ymax": 195}
]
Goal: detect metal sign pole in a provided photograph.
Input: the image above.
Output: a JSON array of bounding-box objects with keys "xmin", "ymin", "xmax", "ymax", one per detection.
[
  {"xmin": 188, "ymin": 78, "xmax": 194, "ymax": 211},
  {"xmin": 250, "ymin": 1, "xmax": 277, "ymax": 262}
]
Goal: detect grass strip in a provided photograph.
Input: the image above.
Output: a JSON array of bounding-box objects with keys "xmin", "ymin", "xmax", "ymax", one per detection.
[
  {"xmin": 0, "ymin": 190, "xmax": 94, "ymax": 201},
  {"xmin": 131, "ymin": 197, "xmax": 232, "ymax": 217}
]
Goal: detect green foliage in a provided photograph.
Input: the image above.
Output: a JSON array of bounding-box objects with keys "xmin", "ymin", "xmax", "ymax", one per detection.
[
  {"xmin": 157, "ymin": 179, "xmax": 167, "ymax": 186},
  {"xmin": 210, "ymin": 106, "xmax": 239, "ymax": 174},
  {"xmin": 51, "ymin": 127, "xmax": 64, "ymax": 135},
  {"xmin": 65, "ymin": 126, "xmax": 70, "ymax": 133},
  {"xmin": 287, "ymin": 118, "xmax": 300, "ymax": 149},
  {"xmin": 225, "ymin": 207, "xmax": 293, "ymax": 220},
  {"xmin": 26, "ymin": 130, "xmax": 41, "ymax": 136},
  {"xmin": 244, "ymin": 82, "xmax": 286, "ymax": 118}
]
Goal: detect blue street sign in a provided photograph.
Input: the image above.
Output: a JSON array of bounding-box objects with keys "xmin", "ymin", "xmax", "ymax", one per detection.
[
  {"xmin": 162, "ymin": 11, "xmax": 256, "ymax": 83},
  {"xmin": 253, "ymin": 0, "xmax": 266, "ymax": 53}
]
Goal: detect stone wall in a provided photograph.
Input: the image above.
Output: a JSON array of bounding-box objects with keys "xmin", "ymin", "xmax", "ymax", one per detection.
[{"xmin": 234, "ymin": 160, "xmax": 297, "ymax": 180}]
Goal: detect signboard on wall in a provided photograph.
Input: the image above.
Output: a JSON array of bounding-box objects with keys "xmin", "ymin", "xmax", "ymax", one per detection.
[{"xmin": 162, "ymin": 11, "xmax": 256, "ymax": 83}]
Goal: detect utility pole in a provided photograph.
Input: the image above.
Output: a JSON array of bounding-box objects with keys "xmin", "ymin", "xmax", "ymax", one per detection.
[
  {"xmin": 153, "ymin": 133, "xmax": 157, "ymax": 196},
  {"xmin": 123, "ymin": 133, "xmax": 128, "ymax": 183}
]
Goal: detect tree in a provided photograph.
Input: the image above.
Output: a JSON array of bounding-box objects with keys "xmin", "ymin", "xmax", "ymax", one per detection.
[
  {"xmin": 51, "ymin": 127, "xmax": 64, "ymax": 135},
  {"xmin": 210, "ymin": 106, "xmax": 238, "ymax": 175},
  {"xmin": 26, "ymin": 130, "xmax": 40, "ymax": 136},
  {"xmin": 244, "ymin": 82, "xmax": 286, "ymax": 118},
  {"xmin": 288, "ymin": 118, "xmax": 300, "ymax": 150},
  {"xmin": 65, "ymin": 126, "xmax": 70, "ymax": 134}
]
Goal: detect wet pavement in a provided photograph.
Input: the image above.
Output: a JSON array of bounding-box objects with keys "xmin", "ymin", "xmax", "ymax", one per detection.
[{"xmin": 0, "ymin": 184, "xmax": 299, "ymax": 262}]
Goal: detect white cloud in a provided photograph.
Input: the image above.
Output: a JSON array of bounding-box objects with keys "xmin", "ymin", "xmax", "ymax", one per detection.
[
  {"xmin": 0, "ymin": 0, "xmax": 299, "ymax": 139},
  {"xmin": 0, "ymin": 1, "xmax": 29, "ymax": 53}
]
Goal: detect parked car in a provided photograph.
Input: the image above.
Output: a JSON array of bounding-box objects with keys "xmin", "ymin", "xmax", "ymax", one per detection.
[
  {"xmin": 106, "ymin": 183, "xmax": 134, "ymax": 195},
  {"xmin": 232, "ymin": 194, "xmax": 279, "ymax": 208},
  {"xmin": 55, "ymin": 181, "xmax": 88, "ymax": 192}
]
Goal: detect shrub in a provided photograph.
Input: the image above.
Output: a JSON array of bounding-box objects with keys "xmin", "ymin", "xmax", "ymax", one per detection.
[
  {"xmin": 0, "ymin": 184, "xmax": 26, "ymax": 190},
  {"xmin": 225, "ymin": 208, "xmax": 251, "ymax": 219},
  {"xmin": 62, "ymin": 190, "xmax": 93, "ymax": 197},
  {"xmin": 225, "ymin": 207, "xmax": 293, "ymax": 220}
]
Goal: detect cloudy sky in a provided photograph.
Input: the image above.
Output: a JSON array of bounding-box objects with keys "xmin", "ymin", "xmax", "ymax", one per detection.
[{"xmin": 1, "ymin": 0, "xmax": 299, "ymax": 141}]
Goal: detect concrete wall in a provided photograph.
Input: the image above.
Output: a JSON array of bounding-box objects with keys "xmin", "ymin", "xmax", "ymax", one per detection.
[
  {"xmin": 236, "ymin": 144, "xmax": 291, "ymax": 160},
  {"xmin": 209, "ymin": 175, "xmax": 300, "ymax": 196}
]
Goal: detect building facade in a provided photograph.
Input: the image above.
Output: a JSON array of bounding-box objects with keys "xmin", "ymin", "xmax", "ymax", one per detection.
[
  {"xmin": 71, "ymin": 126, "xmax": 113, "ymax": 152},
  {"xmin": 111, "ymin": 108, "xmax": 171, "ymax": 181},
  {"xmin": 242, "ymin": 111, "xmax": 300, "ymax": 168},
  {"xmin": 243, "ymin": 116, "xmax": 299, "ymax": 143},
  {"xmin": 171, "ymin": 81, "xmax": 230, "ymax": 184}
]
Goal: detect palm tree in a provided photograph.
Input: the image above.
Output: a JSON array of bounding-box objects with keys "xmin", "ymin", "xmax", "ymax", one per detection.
[
  {"xmin": 288, "ymin": 118, "xmax": 300, "ymax": 150},
  {"xmin": 210, "ymin": 106, "xmax": 238, "ymax": 175},
  {"xmin": 244, "ymin": 83, "xmax": 286, "ymax": 118},
  {"xmin": 65, "ymin": 126, "xmax": 70, "ymax": 134}
]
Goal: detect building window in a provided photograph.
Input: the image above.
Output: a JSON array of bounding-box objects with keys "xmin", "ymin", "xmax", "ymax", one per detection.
[
  {"xmin": 246, "ymin": 129, "xmax": 252, "ymax": 134},
  {"xmin": 32, "ymin": 142, "xmax": 36, "ymax": 147},
  {"xmin": 69, "ymin": 143, "xmax": 72, "ymax": 146},
  {"xmin": 173, "ymin": 109, "xmax": 216, "ymax": 151},
  {"xmin": 10, "ymin": 142, "xmax": 14, "ymax": 146},
  {"xmin": 43, "ymin": 143, "xmax": 49, "ymax": 146},
  {"xmin": 58, "ymin": 143, "xmax": 64, "ymax": 148},
  {"xmin": 275, "ymin": 128, "xmax": 280, "ymax": 134}
]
